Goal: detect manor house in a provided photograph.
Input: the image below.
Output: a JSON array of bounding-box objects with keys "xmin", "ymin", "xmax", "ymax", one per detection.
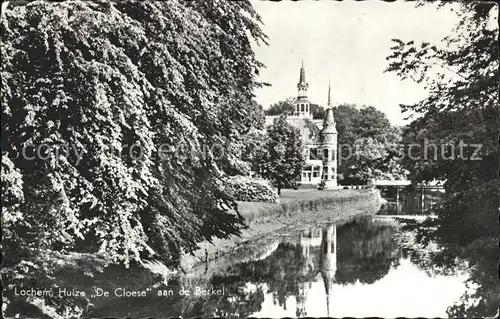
[{"xmin": 265, "ymin": 62, "xmax": 338, "ymax": 189}]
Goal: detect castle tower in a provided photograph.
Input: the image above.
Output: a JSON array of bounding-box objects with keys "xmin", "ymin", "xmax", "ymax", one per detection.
[
  {"xmin": 298, "ymin": 60, "xmax": 308, "ymax": 98},
  {"xmin": 294, "ymin": 60, "xmax": 311, "ymax": 118},
  {"xmin": 320, "ymin": 223, "xmax": 337, "ymax": 317},
  {"xmin": 320, "ymin": 81, "xmax": 338, "ymax": 189}
]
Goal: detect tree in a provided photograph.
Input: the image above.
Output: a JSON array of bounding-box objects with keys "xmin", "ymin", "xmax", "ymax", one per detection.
[
  {"xmin": 241, "ymin": 128, "xmax": 268, "ymax": 174},
  {"xmin": 332, "ymin": 104, "xmax": 403, "ymax": 183},
  {"xmin": 310, "ymin": 103, "xmax": 325, "ymax": 119},
  {"xmin": 264, "ymin": 98, "xmax": 295, "ymax": 116},
  {"xmin": 265, "ymin": 99, "xmax": 325, "ymax": 120},
  {"xmin": 2, "ymin": 0, "xmax": 267, "ymax": 316},
  {"xmin": 222, "ymin": 100, "xmax": 266, "ymax": 176},
  {"xmin": 256, "ymin": 116, "xmax": 304, "ymax": 195},
  {"xmin": 386, "ymin": 2, "xmax": 499, "ymax": 317},
  {"xmin": 346, "ymin": 135, "xmax": 408, "ymax": 183},
  {"xmin": 354, "ymin": 106, "xmax": 392, "ymax": 138},
  {"xmin": 333, "ymin": 103, "xmax": 361, "ymax": 147}
]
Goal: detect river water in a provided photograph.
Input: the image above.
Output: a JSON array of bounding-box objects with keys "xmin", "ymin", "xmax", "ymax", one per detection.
[
  {"xmin": 82, "ymin": 188, "xmax": 481, "ymax": 318},
  {"xmin": 6, "ymin": 189, "xmax": 494, "ymax": 318}
]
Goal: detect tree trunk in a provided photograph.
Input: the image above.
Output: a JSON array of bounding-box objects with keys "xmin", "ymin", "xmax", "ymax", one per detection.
[{"xmin": 277, "ymin": 182, "xmax": 282, "ymax": 195}]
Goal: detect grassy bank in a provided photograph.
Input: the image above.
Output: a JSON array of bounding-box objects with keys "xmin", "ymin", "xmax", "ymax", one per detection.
[{"xmin": 180, "ymin": 188, "xmax": 383, "ymax": 271}]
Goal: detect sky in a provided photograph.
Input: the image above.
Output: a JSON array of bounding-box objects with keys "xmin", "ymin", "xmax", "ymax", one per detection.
[{"xmin": 251, "ymin": 1, "xmax": 462, "ymax": 126}]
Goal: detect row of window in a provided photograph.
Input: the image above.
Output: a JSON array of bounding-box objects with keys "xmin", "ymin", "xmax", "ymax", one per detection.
[
  {"xmin": 302, "ymin": 171, "xmax": 336, "ymax": 179},
  {"xmin": 308, "ymin": 148, "xmax": 336, "ymax": 161},
  {"xmin": 297, "ymin": 103, "xmax": 309, "ymax": 113},
  {"xmin": 302, "ymin": 166, "xmax": 336, "ymax": 175}
]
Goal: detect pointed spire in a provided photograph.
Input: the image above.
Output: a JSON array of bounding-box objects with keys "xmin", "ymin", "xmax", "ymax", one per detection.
[
  {"xmin": 297, "ymin": 60, "xmax": 308, "ymax": 98},
  {"xmin": 321, "ymin": 108, "xmax": 337, "ymax": 134},
  {"xmin": 327, "ymin": 79, "xmax": 332, "ymax": 107},
  {"xmin": 299, "ymin": 59, "xmax": 306, "ymax": 84}
]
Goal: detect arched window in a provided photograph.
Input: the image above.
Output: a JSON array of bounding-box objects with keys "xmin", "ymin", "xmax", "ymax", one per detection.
[{"xmin": 301, "ymin": 104, "xmax": 304, "ymax": 112}]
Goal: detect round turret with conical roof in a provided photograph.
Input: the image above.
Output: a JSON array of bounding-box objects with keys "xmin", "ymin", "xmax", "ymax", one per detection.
[{"xmin": 320, "ymin": 81, "xmax": 338, "ymax": 189}]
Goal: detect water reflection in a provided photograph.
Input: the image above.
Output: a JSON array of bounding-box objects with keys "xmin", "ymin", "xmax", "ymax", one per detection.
[
  {"xmin": 81, "ymin": 216, "xmax": 466, "ymax": 318},
  {"xmin": 292, "ymin": 224, "xmax": 337, "ymax": 317},
  {"xmin": 378, "ymin": 187, "xmax": 445, "ymax": 215}
]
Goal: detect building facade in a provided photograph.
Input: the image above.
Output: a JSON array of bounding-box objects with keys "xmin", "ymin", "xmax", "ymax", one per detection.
[{"xmin": 265, "ymin": 62, "xmax": 338, "ymax": 188}]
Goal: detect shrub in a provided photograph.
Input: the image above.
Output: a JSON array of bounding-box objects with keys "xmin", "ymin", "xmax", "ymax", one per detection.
[{"xmin": 225, "ymin": 176, "xmax": 278, "ymax": 203}]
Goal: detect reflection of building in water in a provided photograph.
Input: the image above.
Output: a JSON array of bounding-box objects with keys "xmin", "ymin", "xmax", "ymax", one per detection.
[
  {"xmin": 295, "ymin": 228, "xmax": 322, "ymax": 318},
  {"xmin": 296, "ymin": 279, "xmax": 312, "ymax": 317},
  {"xmin": 320, "ymin": 223, "xmax": 337, "ymax": 317},
  {"xmin": 290, "ymin": 225, "xmax": 337, "ymax": 317}
]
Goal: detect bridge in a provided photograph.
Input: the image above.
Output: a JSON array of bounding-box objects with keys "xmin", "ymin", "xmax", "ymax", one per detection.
[
  {"xmin": 372, "ymin": 180, "xmax": 445, "ymax": 190},
  {"xmin": 374, "ymin": 180, "xmax": 445, "ymax": 215},
  {"xmin": 372, "ymin": 180, "xmax": 411, "ymax": 187}
]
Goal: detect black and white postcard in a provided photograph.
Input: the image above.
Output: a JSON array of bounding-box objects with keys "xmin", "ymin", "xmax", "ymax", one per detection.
[{"xmin": 1, "ymin": 0, "xmax": 499, "ymax": 318}]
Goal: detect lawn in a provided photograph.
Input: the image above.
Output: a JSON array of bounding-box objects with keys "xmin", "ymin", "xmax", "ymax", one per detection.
[
  {"xmin": 277, "ymin": 188, "xmax": 363, "ymax": 203},
  {"xmin": 237, "ymin": 188, "xmax": 366, "ymax": 218},
  {"xmin": 237, "ymin": 188, "xmax": 378, "ymax": 223}
]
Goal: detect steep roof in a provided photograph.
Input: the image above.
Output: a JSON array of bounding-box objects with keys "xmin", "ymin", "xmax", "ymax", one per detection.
[
  {"xmin": 320, "ymin": 108, "xmax": 337, "ymax": 134},
  {"xmin": 299, "ymin": 60, "xmax": 307, "ymax": 84}
]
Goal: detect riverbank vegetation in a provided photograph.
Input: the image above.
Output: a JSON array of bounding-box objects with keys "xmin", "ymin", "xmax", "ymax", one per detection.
[
  {"xmin": 241, "ymin": 188, "xmax": 381, "ymax": 225},
  {"xmin": 225, "ymin": 176, "xmax": 278, "ymax": 203},
  {"xmin": 1, "ymin": 1, "xmax": 268, "ymax": 317},
  {"xmin": 386, "ymin": 2, "xmax": 499, "ymax": 317}
]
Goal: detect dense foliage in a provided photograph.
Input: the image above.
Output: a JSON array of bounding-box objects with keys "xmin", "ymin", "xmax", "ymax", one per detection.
[
  {"xmin": 265, "ymin": 98, "xmax": 325, "ymax": 119},
  {"xmin": 264, "ymin": 98, "xmax": 294, "ymax": 116},
  {"xmin": 2, "ymin": 0, "xmax": 267, "ymax": 316},
  {"xmin": 252, "ymin": 115, "xmax": 304, "ymax": 194},
  {"xmin": 386, "ymin": 2, "xmax": 499, "ymax": 317},
  {"xmin": 332, "ymin": 105, "xmax": 406, "ymax": 183},
  {"xmin": 225, "ymin": 176, "xmax": 278, "ymax": 203}
]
